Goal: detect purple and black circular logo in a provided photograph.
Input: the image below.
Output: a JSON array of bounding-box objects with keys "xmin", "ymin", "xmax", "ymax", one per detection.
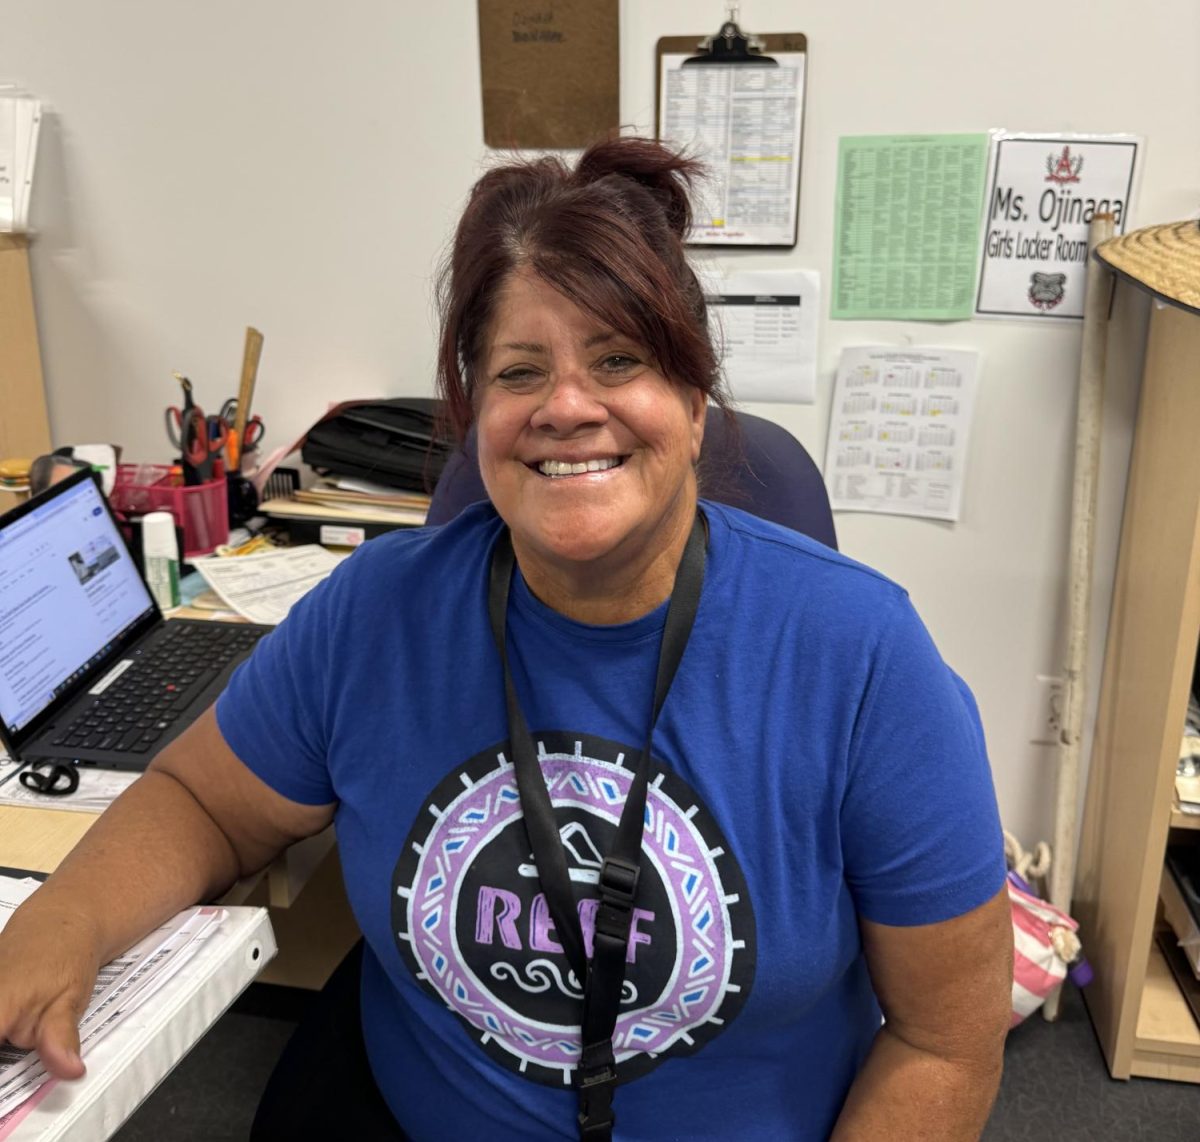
[{"xmin": 391, "ymin": 730, "xmax": 756, "ymax": 1087}]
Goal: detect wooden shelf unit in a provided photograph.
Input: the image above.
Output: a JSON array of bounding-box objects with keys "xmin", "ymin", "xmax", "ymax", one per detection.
[
  {"xmin": 1074, "ymin": 291, "xmax": 1200, "ymax": 1083},
  {"xmin": 1133, "ymin": 940, "xmax": 1200, "ymax": 1083},
  {"xmin": 1170, "ymin": 807, "xmax": 1200, "ymax": 832}
]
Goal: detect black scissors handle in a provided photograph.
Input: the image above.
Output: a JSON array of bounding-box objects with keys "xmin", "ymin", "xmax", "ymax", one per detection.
[{"xmin": 20, "ymin": 761, "xmax": 80, "ymax": 797}]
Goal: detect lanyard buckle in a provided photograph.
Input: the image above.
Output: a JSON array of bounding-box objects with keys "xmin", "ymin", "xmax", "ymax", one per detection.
[
  {"xmin": 594, "ymin": 856, "xmax": 640, "ymax": 944},
  {"xmin": 599, "ymin": 855, "xmax": 639, "ymax": 906},
  {"xmin": 577, "ymin": 1041, "xmax": 619, "ymax": 1138}
]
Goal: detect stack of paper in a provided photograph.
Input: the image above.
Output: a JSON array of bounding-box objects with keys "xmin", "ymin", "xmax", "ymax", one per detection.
[
  {"xmin": 261, "ymin": 476, "xmax": 432, "ymax": 528},
  {"xmin": 192, "ymin": 543, "xmax": 347, "ymax": 625},
  {"xmin": 0, "ymin": 88, "xmax": 42, "ymax": 233},
  {"xmin": 0, "ymin": 876, "xmax": 228, "ymax": 1123}
]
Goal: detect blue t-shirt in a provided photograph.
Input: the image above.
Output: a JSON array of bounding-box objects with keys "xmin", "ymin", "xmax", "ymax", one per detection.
[{"xmin": 217, "ymin": 501, "xmax": 1005, "ymax": 1141}]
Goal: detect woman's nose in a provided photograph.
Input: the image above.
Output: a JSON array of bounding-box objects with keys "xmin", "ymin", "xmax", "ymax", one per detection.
[{"xmin": 529, "ymin": 367, "xmax": 608, "ymax": 434}]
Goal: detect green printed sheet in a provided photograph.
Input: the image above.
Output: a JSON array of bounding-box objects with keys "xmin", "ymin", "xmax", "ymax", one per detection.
[{"xmin": 832, "ymin": 134, "xmax": 989, "ymax": 321}]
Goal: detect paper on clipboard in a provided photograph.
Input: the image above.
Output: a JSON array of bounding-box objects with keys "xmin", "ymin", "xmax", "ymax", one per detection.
[{"xmin": 657, "ymin": 34, "xmax": 807, "ymax": 247}]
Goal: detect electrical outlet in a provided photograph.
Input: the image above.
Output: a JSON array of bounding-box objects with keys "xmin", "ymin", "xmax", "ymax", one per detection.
[{"xmin": 1029, "ymin": 674, "xmax": 1065, "ymax": 745}]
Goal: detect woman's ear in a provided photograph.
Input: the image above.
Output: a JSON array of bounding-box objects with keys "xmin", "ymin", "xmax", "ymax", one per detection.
[{"xmin": 689, "ymin": 389, "xmax": 707, "ymax": 464}]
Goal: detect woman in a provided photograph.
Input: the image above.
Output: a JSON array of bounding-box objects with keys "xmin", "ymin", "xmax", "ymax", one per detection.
[{"xmin": 0, "ymin": 138, "xmax": 1011, "ymax": 1140}]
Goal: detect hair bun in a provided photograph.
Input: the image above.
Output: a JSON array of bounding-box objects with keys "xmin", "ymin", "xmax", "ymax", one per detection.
[{"xmin": 574, "ymin": 137, "xmax": 700, "ymax": 238}]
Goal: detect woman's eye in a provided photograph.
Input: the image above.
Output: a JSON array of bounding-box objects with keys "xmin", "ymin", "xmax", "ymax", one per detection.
[
  {"xmin": 598, "ymin": 354, "xmax": 640, "ymax": 374},
  {"xmin": 495, "ymin": 367, "xmax": 542, "ymax": 390}
]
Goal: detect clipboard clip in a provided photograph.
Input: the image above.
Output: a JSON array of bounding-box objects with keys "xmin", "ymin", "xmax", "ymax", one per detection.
[{"xmin": 684, "ymin": 9, "xmax": 777, "ymax": 66}]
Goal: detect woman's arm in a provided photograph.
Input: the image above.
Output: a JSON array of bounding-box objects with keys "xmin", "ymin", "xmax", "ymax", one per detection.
[
  {"xmin": 832, "ymin": 887, "xmax": 1013, "ymax": 1140},
  {"xmin": 0, "ymin": 706, "xmax": 334, "ymax": 1080}
]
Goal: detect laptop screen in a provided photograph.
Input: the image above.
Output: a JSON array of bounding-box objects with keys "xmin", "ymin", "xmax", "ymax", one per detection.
[{"xmin": 0, "ymin": 473, "xmax": 155, "ymax": 736}]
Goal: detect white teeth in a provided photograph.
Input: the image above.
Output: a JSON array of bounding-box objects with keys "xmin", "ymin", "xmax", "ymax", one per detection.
[{"xmin": 537, "ymin": 457, "xmax": 621, "ymax": 477}]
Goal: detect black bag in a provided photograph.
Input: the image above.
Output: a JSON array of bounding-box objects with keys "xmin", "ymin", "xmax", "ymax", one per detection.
[{"xmin": 301, "ymin": 398, "xmax": 453, "ymax": 493}]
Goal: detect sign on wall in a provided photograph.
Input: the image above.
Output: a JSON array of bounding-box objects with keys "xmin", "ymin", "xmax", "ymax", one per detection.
[{"xmin": 975, "ymin": 133, "xmax": 1140, "ymax": 320}]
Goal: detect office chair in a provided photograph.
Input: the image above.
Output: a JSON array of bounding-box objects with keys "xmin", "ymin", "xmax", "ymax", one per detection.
[{"xmin": 425, "ymin": 407, "xmax": 837, "ymax": 549}]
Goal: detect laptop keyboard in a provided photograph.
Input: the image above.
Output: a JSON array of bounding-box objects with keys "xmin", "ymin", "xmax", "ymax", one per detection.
[{"xmin": 50, "ymin": 623, "xmax": 267, "ymax": 756}]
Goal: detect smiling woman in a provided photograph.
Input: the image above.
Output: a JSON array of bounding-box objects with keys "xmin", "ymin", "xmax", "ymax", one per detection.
[
  {"xmin": 435, "ymin": 140, "xmax": 728, "ymax": 623},
  {"xmin": 436, "ymin": 137, "xmax": 725, "ymax": 440},
  {"xmin": 476, "ymin": 267, "xmax": 706, "ymax": 622},
  {"xmin": 0, "ymin": 137, "xmax": 1011, "ymax": 1142}
]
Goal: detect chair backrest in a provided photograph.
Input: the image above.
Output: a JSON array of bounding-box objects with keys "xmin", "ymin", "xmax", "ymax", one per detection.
[{"xmin": 425, "ymin": 407, "xmax": 837, "ymax": 550}]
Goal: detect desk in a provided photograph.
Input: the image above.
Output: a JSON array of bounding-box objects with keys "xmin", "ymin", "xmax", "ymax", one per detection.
[
  {"xmin": 0, "ymin": 806, "xmax": 93, "ymax": 874},
  {"xmin": 0, "ymin": 798, "xmax": 358, "ymax": 991}
]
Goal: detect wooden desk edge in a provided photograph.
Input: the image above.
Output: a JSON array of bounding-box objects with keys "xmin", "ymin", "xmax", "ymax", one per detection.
[{"xmin": 0, "ymin": 801, "xmax": 326, "ymax": 909}]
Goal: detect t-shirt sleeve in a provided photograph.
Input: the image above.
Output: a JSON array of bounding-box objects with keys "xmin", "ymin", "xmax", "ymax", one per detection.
[
  {"xmin": 215, "ymin": 564, "xmax": 346, "ymax": 807},
  {"xmin": 840, "ymin": 592, "xmax": 1006, "ymax": 927}
]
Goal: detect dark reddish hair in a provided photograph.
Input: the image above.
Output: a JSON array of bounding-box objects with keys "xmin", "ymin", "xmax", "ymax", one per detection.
[{"xmin": 435, "ymin": 136, "xmax": 727, "ymax": 440}]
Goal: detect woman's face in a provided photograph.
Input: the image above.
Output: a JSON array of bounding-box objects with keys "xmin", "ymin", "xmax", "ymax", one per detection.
[{"xmin": 476, "ymin": 267, "xmax": 705, "ymax": 593}]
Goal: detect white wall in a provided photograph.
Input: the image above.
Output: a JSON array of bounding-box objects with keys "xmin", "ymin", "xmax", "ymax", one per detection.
[{"xmin": 3, "ymin": 1, "xmax": 1199, "ymax": 846}]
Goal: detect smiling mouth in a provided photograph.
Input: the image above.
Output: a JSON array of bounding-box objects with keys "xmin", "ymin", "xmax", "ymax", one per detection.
[{"xmin": 534, "ymin": 457, "xmax": 626, "ymax": 478}]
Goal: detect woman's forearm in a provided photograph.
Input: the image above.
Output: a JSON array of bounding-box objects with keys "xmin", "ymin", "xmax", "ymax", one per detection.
[
  {"xmin": 831, "ymin": 1024, "xmax": 1003, "ymax": 1141},
  {"xmin": 20, "ymin": 768, "xmax": 243, "ymax": 963}
]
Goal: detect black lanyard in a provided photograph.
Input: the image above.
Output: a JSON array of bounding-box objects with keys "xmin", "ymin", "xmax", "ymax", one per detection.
[{"xmin": 487, "ymin": 514, "xmax": 706, "ymax": 1141}]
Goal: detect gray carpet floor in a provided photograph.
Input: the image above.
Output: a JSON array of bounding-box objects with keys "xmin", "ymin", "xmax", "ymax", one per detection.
[
  {"xmin": 982, "ymin": 987, "xmax": 1200, "ymax": 1142},
  {"xmin": 111, "ymin": 983, "xmax": 1198, "ymax": 1141}
]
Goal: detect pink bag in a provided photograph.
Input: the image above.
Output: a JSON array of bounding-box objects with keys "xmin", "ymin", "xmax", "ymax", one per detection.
[{"xmin": 1007, "ymin": 871, "xmax": 1090, "ymax": 1026}]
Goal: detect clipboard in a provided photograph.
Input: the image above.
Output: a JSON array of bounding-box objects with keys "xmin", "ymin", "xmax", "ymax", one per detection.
[{"xmin": 656, "ymin": 22, "xmax": 808, "ymax": 248}]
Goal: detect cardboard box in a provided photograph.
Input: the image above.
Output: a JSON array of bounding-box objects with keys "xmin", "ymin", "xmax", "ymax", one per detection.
[{"xmin": 0, "ymin": 234, "xmax": 51, "ymax": 513}]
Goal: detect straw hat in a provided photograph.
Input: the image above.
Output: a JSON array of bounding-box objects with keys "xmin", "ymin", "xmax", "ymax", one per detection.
[{"xmin": 1093, "ymin": 220, "xmax": 1200, "ymax": 315}]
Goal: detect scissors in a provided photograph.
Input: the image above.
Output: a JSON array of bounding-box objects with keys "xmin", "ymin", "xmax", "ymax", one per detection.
[
  {"xmin": 218, "ymin": 398, "xmax": 266, "ymax": 465},
  {"xmin": 239, "ymin": 415, "xmax": 266, "ymax": 451},
  {"xmin": 219, "ymin": 399, "xmax": 266, "ymax": 443},
  {"xmin": 165, "ymin": 374, "xmax": 223, "ymax": 484}
]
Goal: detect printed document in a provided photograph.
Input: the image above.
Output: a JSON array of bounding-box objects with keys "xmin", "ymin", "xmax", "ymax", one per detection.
[
  {"xmin": 0, "ymin": 875, "xmax": 39, "ymax": 922},
  {"xmin": 192, "ymin": 544, "xmax": 346, "ymax": 626},
  {"xmin": 832, "ymin": 135, "xmax": 989, "ymax": 320},
  {"xmin": 0, "ymin": 90, "xmax": 42, "ymax": 233},
  {"xmin": 824, "ymin": 347, "xmax": 980, "ymax": 522},
  {"xmin": 705, "ymin": 270, "xmax": 819, "ymax": 403}
]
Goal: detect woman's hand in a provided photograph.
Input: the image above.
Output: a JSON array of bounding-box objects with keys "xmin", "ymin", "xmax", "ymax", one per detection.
[{"xmin": 0, "ymin": 900, "xmax": 104, "ymax": 1080}]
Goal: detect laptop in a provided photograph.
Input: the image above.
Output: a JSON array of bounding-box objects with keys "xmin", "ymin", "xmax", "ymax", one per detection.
[{"xmin": 0, "ymin": 467, "xmax": 271, "ymax": 772}]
